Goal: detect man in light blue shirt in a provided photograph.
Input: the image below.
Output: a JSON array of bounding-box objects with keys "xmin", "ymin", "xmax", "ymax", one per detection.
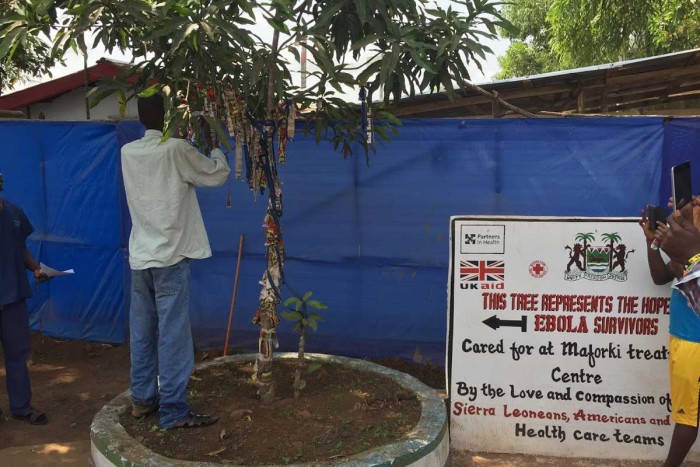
[{"xmin": 121, "ymin": 93, "xmax": 230, "ymax": 429}]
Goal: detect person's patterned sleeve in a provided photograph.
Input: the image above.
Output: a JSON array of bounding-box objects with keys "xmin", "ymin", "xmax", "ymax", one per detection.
[{"xmin": 677, "ymin": 263, "xmax": 700, "ymax": 317}]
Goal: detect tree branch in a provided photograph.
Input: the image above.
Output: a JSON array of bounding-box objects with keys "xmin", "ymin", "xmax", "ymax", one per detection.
[
  {"xmin": 278, "ymin": 32, "xmax": 300, "ymax": 53},
  {"xmin": 462, "ymin": 80, "xmax": 538, "ymax": 118}
]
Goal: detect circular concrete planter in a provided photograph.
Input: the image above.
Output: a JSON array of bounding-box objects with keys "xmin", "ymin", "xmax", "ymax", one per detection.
[{"xmin": 91, "ymin": 353, "xmax": 448, "ymax": 467}]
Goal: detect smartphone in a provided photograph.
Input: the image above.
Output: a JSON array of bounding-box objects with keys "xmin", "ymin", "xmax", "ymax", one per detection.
[
  {"xmin": 646, "ymin": 204, "xmax": 667, "ymax": 231},
  {"xmin": 672, "ymin": 161, "xmax": 692, "ymax": 211}
]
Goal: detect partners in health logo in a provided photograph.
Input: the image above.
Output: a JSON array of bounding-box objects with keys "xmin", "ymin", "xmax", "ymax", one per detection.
[
  {"xmin": 460, "ymin": 260, "xmax": 505, "ymax": 290},
  {"xmin": 564, "ymin": 232, "xmax": 634, "ymax": 282},
  {"xmin": 460, "ymin": 224, "xmax": 505, "ymax": 254}
]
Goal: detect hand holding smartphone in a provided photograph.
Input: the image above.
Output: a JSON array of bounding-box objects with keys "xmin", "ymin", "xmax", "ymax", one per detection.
[
  {"xmin": 672, "ymin": 161, "xmax": 692, "ymax": 211},
  {"xmin": 646, "ymin": 204, "xmax": 668, "ymax": 231}
]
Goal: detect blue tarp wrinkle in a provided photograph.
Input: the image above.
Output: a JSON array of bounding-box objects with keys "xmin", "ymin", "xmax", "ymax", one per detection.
[{"xmin": 1, "ymin": 117, "xmax": 697, "ymax": 364}]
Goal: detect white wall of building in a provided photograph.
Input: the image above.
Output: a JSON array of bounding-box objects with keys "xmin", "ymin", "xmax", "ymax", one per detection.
[{"xmin": 27, "ymin": 88, "xmax": 138, "ymax": 121}]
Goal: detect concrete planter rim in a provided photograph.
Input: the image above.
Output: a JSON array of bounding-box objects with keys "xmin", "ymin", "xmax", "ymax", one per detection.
[{"xmin": 91, "ymin": 352, "xmax": 448, "ymax": 467}]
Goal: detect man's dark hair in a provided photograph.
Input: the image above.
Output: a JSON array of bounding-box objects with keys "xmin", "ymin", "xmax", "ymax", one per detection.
[{"xmin": 137, "ymin": 93, "xmax": 165, "ymax": 130}]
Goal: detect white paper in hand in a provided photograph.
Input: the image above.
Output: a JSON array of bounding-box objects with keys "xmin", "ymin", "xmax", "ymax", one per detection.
[{"xmin": 40, "ymin": 262, "xmax": 75, "ymax": 278}]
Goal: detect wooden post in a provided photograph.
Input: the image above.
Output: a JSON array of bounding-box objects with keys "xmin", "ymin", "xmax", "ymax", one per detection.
[
  {"xmin": 83, "ymin": 49, "xmax": 90, "ymax": 120},
  {"xmin": 577, "ymin": 83, "xmax": 586, "ymax": 113},
  {"xmin": 223, "ymin": 234, "xmax": 244, "ymax": 356},
  {"xmin": 600, "ymin": 85, "xmax": 609, "ymax": 112}
]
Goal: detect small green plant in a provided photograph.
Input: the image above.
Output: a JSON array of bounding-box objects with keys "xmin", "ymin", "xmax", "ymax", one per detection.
[{"xmin": 282, "ymin": 291, "xmax": 328, "ymax": 399}]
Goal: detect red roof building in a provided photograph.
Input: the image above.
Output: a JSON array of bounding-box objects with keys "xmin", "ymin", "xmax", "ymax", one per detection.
[{"xmin": 0, "ymin": 58, "xmax": 136, "ymax": 120}]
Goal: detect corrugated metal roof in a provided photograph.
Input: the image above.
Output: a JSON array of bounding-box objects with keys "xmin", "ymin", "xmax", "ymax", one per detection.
[{"xmin": 393, "ymin": 48, "xmax": 700, "ymax": 118}]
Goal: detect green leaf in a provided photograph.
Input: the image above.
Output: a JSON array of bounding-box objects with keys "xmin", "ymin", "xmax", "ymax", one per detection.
[
  {"xmin": 379, "ymin": 52, "xmax": 391, "ymax": 85},
  {"xmin": 172, "ymin": 23, "xmax": 197, "ymax": 51},
  {"xmin": 356, "ymin": 60, "xmax": 382, "ymax": 85},
  {"xmin": 266, "ymin": 18, "xmax": 289, "ymax": 34},
  {"xmin": 375, "ymin": 110, "xmax": 402, "ymax": 126},
  {"xmin": 87, "ymin": 86, "xmax": 118, "ymax": 109},
  {"xmin": 148, "ymin": 18, "xmax": 188, "ymax": 39},
  {"xmin": 284, "ymin": 296, "xmax": 301, "ymax": 307},
  {"xmin": 305, "ymin": 41, "xmax": 336, "ymax": 78},
  {"xmin": 336, "ymin": 72, "xmax": 355, "ymax": 84},
  {"xmin": 307, "ymin": 319, "xmax": 318, "ymax": 332},
  {"xmin": 375, "ymin": 125, "xmax": 389, "ymax": 140},
  {"xmin": 351, "ymin": 33, "xmax": 380, "ymax": 51},
  {"xmin": 437, "ymin": 38, "xmax": 449, "ymax": 57},
  {"xmin": 355, "ymin": 0, "xmax": 368, "ymax": 23},
  {"xmin": 203, "ymin": 114, "xmax": 233, "ymax": 151},
  {"xmin": 35, "ymin": 0, "xmax": 53, "ymax": 16},
  {"xmin": 439, "ymin": 68, "xmax": 455, "ymax": 100},
  {"xmin": 302, "ymin": 291, "xmax": 313, "ymax": 301},
  {"xmin": 308, "ymin": 313, "xmax": 325, "ymax": 321},
  {"xmin": 281, "ymin": 310, "xmax": 304, "ymax": 322},
  {"xmin": 330, "ymin": 81, "xmax": 344, "ymax": 93},
  {"xmin": 117, "ymin": 90, "xmax": 127, "ymax": 118},
  {"xmin": 289, "ymin": 46, "xmax": 300, "ymax": 63},
  {"xmin": 0, "ymin": 26, "xmax": 24, "ymax": 61},
  {"xmin": 162, "ymin": 110, "xmax": 186, "ymax": 143},
  {"xmin": 307, "ymin": 300, "xmax": 328, "ymax": 310},
  {"xmin": 237, "ymin": 0, "xmax": 256, "ymax": 18},
  {"xmin": 409, "ymin": 49, "xmax": 437, "ymax": 73},
  {"xmin": 389, "ymin": 42, "xmax": 401, "ymax": 72},
  {"xmin": 138, "ymin": 84, "xmax": 161, "ymax": 98},
  {"xmin": 315, "ymin": 0, "xmax": 347, "ymax": 29}
]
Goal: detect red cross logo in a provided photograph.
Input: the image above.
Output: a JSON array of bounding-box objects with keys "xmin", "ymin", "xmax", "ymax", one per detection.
[{"xmin": 529, "ymin": 260, "xmax": 547, "ymax": 278}]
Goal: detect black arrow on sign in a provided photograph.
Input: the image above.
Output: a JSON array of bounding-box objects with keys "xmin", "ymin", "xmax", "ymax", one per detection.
[{"xmin": 482, "ymin": 315, "xmax": 527, "ymax": 332}]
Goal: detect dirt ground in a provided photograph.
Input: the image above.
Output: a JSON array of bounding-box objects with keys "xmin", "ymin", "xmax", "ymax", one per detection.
[
  {"xmin": 0, "ymin": 334, "xmax": 436, "ymax": 457},
  {"xmin": 0, "ymin": 334, "xmax": 131, "ymax": 450},
  {"xmin": 121, "ymin": 360, "xmax": 421, "ymax": 464},
  {"xmin": 1, "ymin": 334, "xmax": 699, "ymax": 466}
]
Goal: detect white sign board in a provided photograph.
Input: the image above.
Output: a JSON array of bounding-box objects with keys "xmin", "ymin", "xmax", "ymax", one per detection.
[{"xmin": 448, "ymin": 216, "xmax": 700, "ymax": 461}]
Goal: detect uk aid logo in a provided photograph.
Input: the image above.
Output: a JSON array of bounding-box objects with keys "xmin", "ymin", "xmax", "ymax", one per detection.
[{"xmin": 459, "ymin": 260, "xmax": 505, "ymax": 290}]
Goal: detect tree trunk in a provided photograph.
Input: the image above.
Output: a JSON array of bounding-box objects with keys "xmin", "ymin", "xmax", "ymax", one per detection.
[
  {"xmin": 253, "ymin": 25, "xmax": 282, "ymax": 405},
  {"xmin": 293, "ymin": 329, "xmax": 306, "ymax": 400}
]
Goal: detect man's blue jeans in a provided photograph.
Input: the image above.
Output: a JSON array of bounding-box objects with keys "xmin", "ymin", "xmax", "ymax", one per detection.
[{"xmin": 130, "ymin": 259, "xmax": 193, "ymax": 428}]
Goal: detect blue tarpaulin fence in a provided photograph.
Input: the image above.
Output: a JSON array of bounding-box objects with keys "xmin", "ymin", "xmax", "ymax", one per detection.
[{"xmin": 1, "ymin": 117, "xmax": 698, "ymax": 364}]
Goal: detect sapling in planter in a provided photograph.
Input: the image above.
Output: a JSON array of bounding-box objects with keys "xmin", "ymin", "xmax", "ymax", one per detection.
[{"xmin": 282, "ymin": 291, "xmax": 328, "ymax": 399}]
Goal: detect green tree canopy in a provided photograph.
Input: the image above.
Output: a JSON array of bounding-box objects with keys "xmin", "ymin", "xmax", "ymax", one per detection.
[
  {"xmin": 0, "ymin": 0, "xmax": 509, "ymax": 403},
  {"xmin": 0, "ymin": 0, "xmax": 55, "ymax": 93},
  {"xmin": 497, "ymin": 0, "xmax": 699, "ymax": 79},
  {"xmin": 1, "ymin": 0, "xmax": 509, "ymax": 148}
]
